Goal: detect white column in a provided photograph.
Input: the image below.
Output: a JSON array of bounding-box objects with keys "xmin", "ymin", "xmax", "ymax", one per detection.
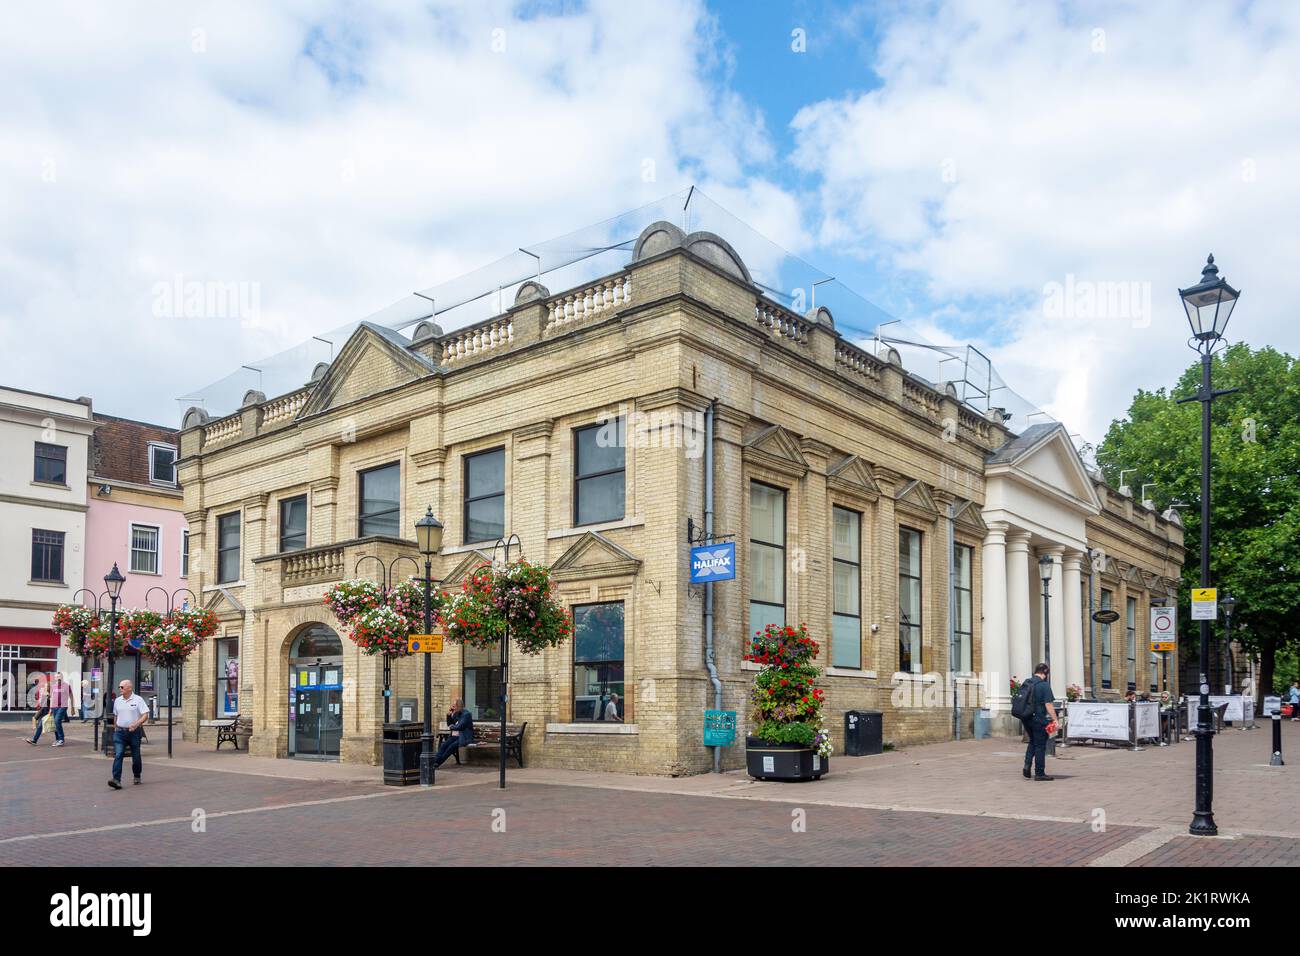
[
  {"xmin": 1006, "ymin": 531, "xmax": 1033, "ymax": 684},
  {"xmin": 981, "ymin": 521, "xmax": 1010, "ymax": 710},
  {"xmin": 1062, "ymin": 552, "xmax": 1085, "ymax": 695}
]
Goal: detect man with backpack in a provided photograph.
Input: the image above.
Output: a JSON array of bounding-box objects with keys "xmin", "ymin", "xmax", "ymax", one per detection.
[{"xmin": 1011, "ymin": 662, "xmax": 1058, "ymax": 781}]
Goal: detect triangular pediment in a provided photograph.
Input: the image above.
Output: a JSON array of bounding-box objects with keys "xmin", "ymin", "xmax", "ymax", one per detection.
[
  {"xmin": 895, "ymin": 479, "xmax": 938, "ymax": 517},
  {"xmin": 204, "ymin": 587, "xmax": 245, "ymax": 618},
  {"xmin": 952, "ymin": 499, "xmax": 989, "ymax": 535},
  {"xmin": 444, "ymin": 549, "xmax": 495, "ymax": 586},
  {"xmin": 742, "ymin": 424, "xmax": 808, "ymax": 477},
  {"xmin": 301, "ymin": 323, "xmax": 439, "ymax": 417},
  {"xmin": 827, "ymin": 454, "xmax": 880, "ymax": 500},
  {"xmin": 987, "ymin": 424, "xmax": 1101, "ymax": 514},
  {"xmin": 550, "ymin": 532, "xmax": 642, "ymax": 581}
]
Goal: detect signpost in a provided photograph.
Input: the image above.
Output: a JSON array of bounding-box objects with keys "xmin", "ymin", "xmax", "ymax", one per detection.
[
  {"xmin": 1191, "ymin": 587, "xmax": 1218, "ymax": 621},
  {"xmin": 703, "ymin": 709, "xmax": 737, "ymax": 747},
  {"xmin": 1150, "ymin": 607, "xmax": 1177, "ymax": 652},
  {"xmin": 690, "ymin": 542, "xmax": 736, "ymax": 583},
  {"xmin": 407, "ymin": 633, "xmax": 444, "ymax": 654}
]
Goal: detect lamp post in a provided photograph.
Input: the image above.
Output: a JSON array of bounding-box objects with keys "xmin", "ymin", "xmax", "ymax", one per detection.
[
  {"xmin": 1038, "ymin": 553, "xmax": 1054, "ymax": 673},
  {"xmin": 102, "ymin": 563, "xmax": 125, "ymax": 756},
  {"xmin": 1177, "ymin": 252, "xmax": 1241, "ymax": 837},
  {"xmin": 489, "ymin": 533, "xmax": 523, "ymax": 790},
  {"xmin": 415, "ymin": 507, "xmax": 444, "ymax": 787},
  {"xmin": 1221, "ymin": 593, "xmax": 1237, "ymax": 695}
]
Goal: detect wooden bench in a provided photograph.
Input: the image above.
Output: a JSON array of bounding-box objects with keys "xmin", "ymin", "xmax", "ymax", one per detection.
[
  {"xmin": 436, "ymin": 721, "xmax": 527, "ymax": 767},
  {"xmin": 202, "ymin": 716, "xmax": 251, "ymax": 751}
]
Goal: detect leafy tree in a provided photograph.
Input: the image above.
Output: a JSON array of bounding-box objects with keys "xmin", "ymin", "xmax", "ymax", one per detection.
[{"xmin": 1096, "ymin": 344, "xmax": 1300, "ymax": 705}]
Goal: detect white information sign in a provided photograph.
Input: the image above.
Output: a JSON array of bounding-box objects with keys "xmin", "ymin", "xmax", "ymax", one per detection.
[
  {"xmin": 1149, "ymin": 607, "xmax": 1176, "ymax": 652},
  {"xmin": 1134, "ymin": 701, "xmax": 1160, "ymax": 740},
  {"xmin": 1264, "ymin": 696, "xmax": 1281, "ymax": 716},
  {"xmin": 1190, "ymin": 587, "xmax": 1218, "ymax": 621},
  {"xmin": 1066, "ymin": 702, "xmax": 1132, "ymax": 742}
]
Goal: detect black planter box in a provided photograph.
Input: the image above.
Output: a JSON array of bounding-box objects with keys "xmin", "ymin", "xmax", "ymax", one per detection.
[{"xmin": 745, "ymin": 736, "xmax": 829, "ymax": 781}]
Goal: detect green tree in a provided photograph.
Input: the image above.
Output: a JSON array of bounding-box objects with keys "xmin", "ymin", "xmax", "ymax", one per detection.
[{"xmin": 1096, "ymin": 344, "xmax": 1300, "ymax": 705}]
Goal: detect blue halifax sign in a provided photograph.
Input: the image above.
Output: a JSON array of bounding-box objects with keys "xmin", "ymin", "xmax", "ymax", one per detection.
[{"xmin": 690, "ymin": 541, "xmax": 736, "ymax": 583}]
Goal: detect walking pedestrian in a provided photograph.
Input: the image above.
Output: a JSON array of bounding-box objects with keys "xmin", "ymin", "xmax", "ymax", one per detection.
[
  {"xmin": 25, "ymin": 674, "xmax": 50, "ymax": 745},
  {"xmin": 1019, "ymin": 662, "xmax": 1058, "ymax": 781},
  {"xmin": 603, "ymin": 692, "xmax": 622, "ymax": 722},
  {"xmin": 33, "ymin": 672, "xmax": 76, "ymax": 746},
  {"xmin": 107, "ymin": 679, "xmax": 150, "ymax": 790},
  {"xmin": 1288, "ymin": 682, "xmax": 1299, "ymax": 721}
]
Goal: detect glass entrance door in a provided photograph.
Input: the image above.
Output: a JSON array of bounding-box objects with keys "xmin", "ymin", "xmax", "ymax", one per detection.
[{"xmin": 289, "ymin": 661, "xmax": 342, "ymax": 758}]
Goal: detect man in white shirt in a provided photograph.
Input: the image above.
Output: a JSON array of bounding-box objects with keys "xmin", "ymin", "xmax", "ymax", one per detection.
[{"xmin": 108, "ymin": 679, "xmax": 150, "ymax": 790}]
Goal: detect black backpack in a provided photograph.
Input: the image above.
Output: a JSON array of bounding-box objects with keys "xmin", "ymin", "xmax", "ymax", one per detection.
[{"xmin": 1011, "ymin": 677, "xmax": 1037, "ymax": 721}]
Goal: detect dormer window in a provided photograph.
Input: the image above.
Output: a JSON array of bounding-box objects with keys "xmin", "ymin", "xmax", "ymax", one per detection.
[{"xmin": 149, "ymin": 442, "xmax": 177, "ymax": 485}]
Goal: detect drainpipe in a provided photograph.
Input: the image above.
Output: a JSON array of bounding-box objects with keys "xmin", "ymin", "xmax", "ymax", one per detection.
[
  {"xmin": 703, "ymin": 398, "xmax": 724, "ymax": 772},
  {"xmin": 949, "ymin": 500, "xmax": 959, "ymax": 739},
  {"xmin": 1087, "ymin": 549, "xmax": 1098, "ymax": 700}
]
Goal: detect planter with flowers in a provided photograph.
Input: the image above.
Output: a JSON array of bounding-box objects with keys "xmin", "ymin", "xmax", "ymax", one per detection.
[
  {"xmin": 83, "ymin": 624, "xmax": 129, "ymax": 658},
  {"xmin": 443, "ymin": 561, "xmax": 571, "ymax": 656},
  {"xmin": 744, "ymin": 622, "xmax": 831, "ymax": 781},
  {"xmin": 52, "ymin": 604, "xmax": 99, "ymax": 657},
  {"xmin": 1066, "ymin": 683, "xmax": 1083, "ymax": 702},
  {"xmin": 324, "ymin": 579, "xmax": 451, "ymax": 658},
  {"xmin": 140, "ymin": 619, "xmax": 207, "ymax": 670},
  {"xmin": 116, "ymin": 609, "xmax": 165, "ymax": 654}
]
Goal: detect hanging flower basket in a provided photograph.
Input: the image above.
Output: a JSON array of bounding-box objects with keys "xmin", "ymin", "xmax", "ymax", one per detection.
[
  {"xmin": 116, "ymin": 609, "xmax": 165, "ymax": 649},
  {"xmin": 744, "ymin": 623, "xmax": 831, "ymax": 781},
  {"xmin": 83, "ymin": 624, "xmax": 129, "ymax": 658},
  {"xmin": 443, "ymin": 561, "xmax": 571, "ymax": 656},
  {"xmin": 140, "ymin": 621, "xmax": 206, "ymax": 670},
  {"xmin": 387, "ymin": 579, "xmax": 446, "ymax": 634},
  {"xmin": 350, "ymin": 604, "xmax": 411, "ymax": 657},
  {"xmin": 322, "ymin": 579, "xmax": 385, "ymax": 626},
  {"xmin": 166, "ymin": 606, "xmax": 220, "ymax": 640},
  {"xmin": 52, "ymin": 605, "xmax": 99, "ymax": 657}
]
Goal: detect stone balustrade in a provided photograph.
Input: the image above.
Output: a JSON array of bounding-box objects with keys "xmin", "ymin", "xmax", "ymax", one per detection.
[
  {"xmin": 754, "ymin": 300, "xmax": 809, "ymax": 345},
  {"xmin": 546, "ymin": 274, "xmax": 631, "ymax": 331},
  {"xmin": 262, "ymin": 388, "xmax": 309, "ymax": 426},
  {"xmin": 281, "ymin": 544, "xmax": 346, "ymax": 586},
  {"xmin": 440, "ymin": 315, "xmax": 514, "ymax": 365},
  {"xmin": 202, "ymin": 414, "xmax": 243, "ymax": 448}
]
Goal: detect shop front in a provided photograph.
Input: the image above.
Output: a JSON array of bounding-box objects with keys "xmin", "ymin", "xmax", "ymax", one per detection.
[{"xmin": 288, "ymin": 625, "xmax": 344, "ymax": 759}]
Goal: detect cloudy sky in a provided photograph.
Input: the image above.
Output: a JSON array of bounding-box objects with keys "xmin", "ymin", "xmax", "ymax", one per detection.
[{"xmin": 2, "ymin": 0, "xmax": 1297, "ymax": 444}]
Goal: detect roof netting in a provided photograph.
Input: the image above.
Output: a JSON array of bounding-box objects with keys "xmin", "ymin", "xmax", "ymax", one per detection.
[{"xmin": 177, "ymin": 186, "xmax": 1053, "ymax": 435}]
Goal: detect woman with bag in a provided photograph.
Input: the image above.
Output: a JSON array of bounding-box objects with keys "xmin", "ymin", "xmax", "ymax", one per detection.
[{"xmin": 25, "ymin": 674, "xmax": 50, "ymax": 745}]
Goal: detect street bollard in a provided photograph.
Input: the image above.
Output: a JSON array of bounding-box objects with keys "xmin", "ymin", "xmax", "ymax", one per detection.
[{"xmin": 1271, "ymin": 713, "xmax": 1284, "ymax": 767}]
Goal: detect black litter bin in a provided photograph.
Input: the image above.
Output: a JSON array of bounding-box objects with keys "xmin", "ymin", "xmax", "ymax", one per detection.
[
  {"xmin": 383, "ymin": 720, "xmax": 422, "ymax": 786},
  {"xmin": 844, "ymin": 710, "xmax": 883, "ymax": 756}
]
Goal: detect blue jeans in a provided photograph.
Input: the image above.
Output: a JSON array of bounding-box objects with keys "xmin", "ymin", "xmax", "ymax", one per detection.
[
  {"xmin": 433, "ymin": 736, "xmax": 461, "ymax": 767},
  {"xmin": 1022, "ymin": 717, "xmax": 1048, "ymax": 776},
  {"xmin": 49, "ymin": 707, "xmax": 67, "ymax": 742},
  {"xmin": 30, "ymin": 707, "xmax": 49, "ymax": 741},
  {"xmin": 112, "ymin": 727, "xmax": 143, "ymax": 782}
]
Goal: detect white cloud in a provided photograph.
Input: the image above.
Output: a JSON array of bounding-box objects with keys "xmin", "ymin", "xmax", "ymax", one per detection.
[
  {"xmin": 0, "ymin": 0, "xmax": 789, "ymax": 421},
  {"xmin": 790, "ymin": 0, "xmax": 1300, "ymax": 441}
]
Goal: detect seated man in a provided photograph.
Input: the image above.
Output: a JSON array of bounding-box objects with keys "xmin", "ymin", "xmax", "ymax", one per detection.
[{"xmin": 434, "ymin": 698, "xmax": 474, "ymax": 768}]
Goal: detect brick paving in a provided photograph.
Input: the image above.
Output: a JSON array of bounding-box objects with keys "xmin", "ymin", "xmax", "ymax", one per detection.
[
  {"xmin": 1132, "ymin": 835, "xmax": 1300, "ymax": 867},
  {"xmin": 5, "ymin": 717, "xmax": 1297, "ymax": 866}
]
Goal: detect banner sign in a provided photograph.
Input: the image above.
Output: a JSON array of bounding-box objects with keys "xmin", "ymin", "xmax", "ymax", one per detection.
[
  {"xmin": 690, "ymin": 542, "xmax": 736, "ymax": 583},
  {"xmin": 1065, "ymin": 702, "xmax": 1132, "ymax": 742},
  {"xmin": 1134, "ymin": 701, "xmax": 1160, "ymax": 740},
  {"xmin": 1187, "ymin": 694, "xmax": 1248, "ymax": 723},
  {"xmin": 703, "ymin": 709, "xmax": 737, "ymax": 746},
  {"xmin": 1149, "ymin": 607, "xmax": 1177, "ymax": 652},
  {"xmin": 1191, "ymin": 587, "xmax": 1218, "ymax": 621}
]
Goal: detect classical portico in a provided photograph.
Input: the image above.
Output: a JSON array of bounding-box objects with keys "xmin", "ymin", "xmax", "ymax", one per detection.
[{"xmin": 980, "ymin": 424, "xmax": 1100, "ymax": 713}]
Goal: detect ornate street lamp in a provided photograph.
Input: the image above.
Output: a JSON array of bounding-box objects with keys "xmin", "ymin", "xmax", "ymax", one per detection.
[
  {"xmin": 1038, "ymin": 553, "xmax": 1054, "ymax": 673},
  {"xmin": 102, "ymin": 563, "xmax": 125, "ymax": 756},
  {"xmin": 1177, "ymin": 253, "xmax": 1241, "ymax": 837},
  {"xmin": 1221, "ymin": 593, "xmax": 1238, "ymax": 695},
  {"xmin": 415, "ymin": 507, "xmax": 444, "ymax": 787}
]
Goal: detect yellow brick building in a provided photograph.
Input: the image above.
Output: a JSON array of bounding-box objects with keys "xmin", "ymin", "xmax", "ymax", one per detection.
[{"xmin": 177, "ymin": 221, "xmax": 1184, "ymax": 774}]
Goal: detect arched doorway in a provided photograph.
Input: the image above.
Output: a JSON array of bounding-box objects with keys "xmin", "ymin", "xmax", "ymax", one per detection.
[{"xmin": 288, "ymin": 624, "xmax": 344, "ymax": 759}]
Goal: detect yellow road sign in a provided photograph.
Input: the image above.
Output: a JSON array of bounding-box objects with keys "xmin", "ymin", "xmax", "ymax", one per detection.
[
  {"xmin": 1191, "ymin": 587, "xmax": 1217, "ymax": 621},
  {"xmin": 1191, "ymin": 588, "xmax": 1217, "ymax": 603},
  {"xmin": 408, "ymin": 633, "xmax": 444, "ymax": 653}
]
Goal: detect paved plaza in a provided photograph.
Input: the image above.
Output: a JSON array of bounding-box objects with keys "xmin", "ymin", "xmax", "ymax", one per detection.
[{"xmin": 4, "ymin": 717, "xmax": 1298, "ymax": 866}]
